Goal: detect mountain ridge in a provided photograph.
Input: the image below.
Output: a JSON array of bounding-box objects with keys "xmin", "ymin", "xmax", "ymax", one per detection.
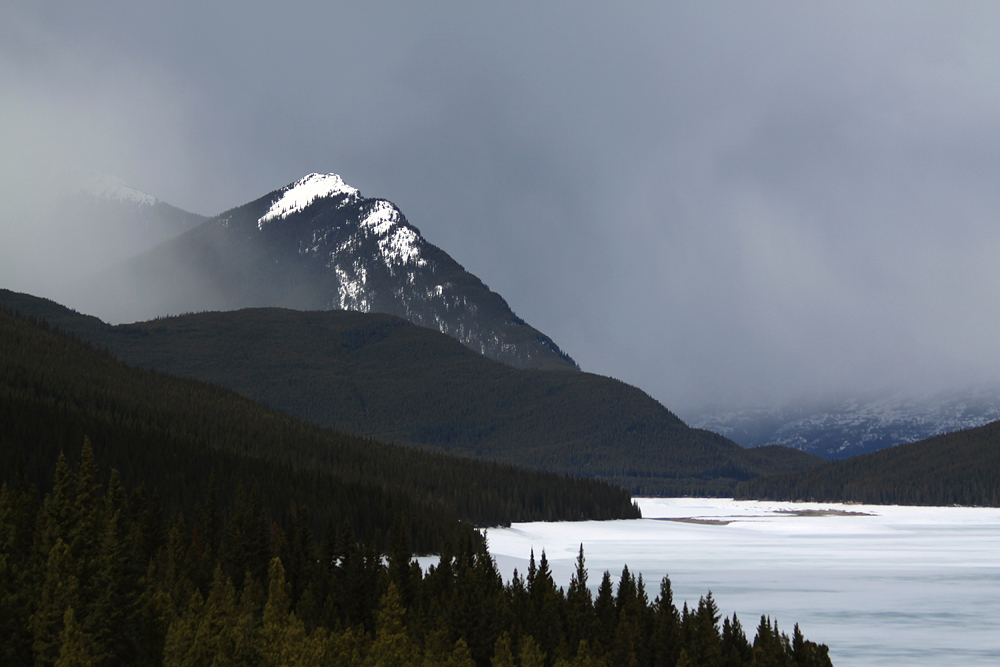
[
  {"xmin": 734, "ymin": 418, "xmax": 1000, "ymax": 506},
  {"xmin": 0, "ymin": 288, "xmax": 824, "ymax": 495},
  {"xmin": 72, "ymin": 172, "xmax": 577, "ymax": 371},
  {"xmin": 689, "ymin": 387, "xmax": 1000, "ymax": 460}
]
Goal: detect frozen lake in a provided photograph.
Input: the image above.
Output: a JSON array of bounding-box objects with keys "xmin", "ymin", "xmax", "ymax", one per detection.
[{"xmin": 481, "ymin": 498, "xmax": 1000, "ymax": 667}]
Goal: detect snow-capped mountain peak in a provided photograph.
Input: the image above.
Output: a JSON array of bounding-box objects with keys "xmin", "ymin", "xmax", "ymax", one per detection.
[{"xmin": 258, "ymin": 173, "xmax": 359, "ymax": 229}]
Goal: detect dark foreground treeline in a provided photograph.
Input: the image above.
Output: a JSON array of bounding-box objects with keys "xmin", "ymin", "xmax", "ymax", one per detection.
[
  {"xmin": 734, "ymin": 420, "xmax": 1000, "ymax": 507},
  {"xmin": 0, "ymin": 304, "xmax": 639, "ymax": 556},
  {"xmin": 0, "ymin": 448, "xmax": 833, "ymax": 667}
]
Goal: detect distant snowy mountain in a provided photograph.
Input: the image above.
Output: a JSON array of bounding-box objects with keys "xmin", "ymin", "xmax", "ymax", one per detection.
[
  {"xmin": 2, "ymin": 169, "xmax": 205, "ymax": 300},
  {"xmin": 51, "ymin": 170, "xmax": 204, "ymax": 237},
  {"xmin": 52, "ymin": 172, "xmax": 204, "ymax": 276},
  {"xmin": 65, "ymin": 170, "xmax": 159, "ymax": 207},
  {"xmin": 687, "ymin": 385, "xmax": 1000, "ymax": 459},
  {"xmin": 77, "ymin": 173, "xmax": 577, "ymax": 370}
]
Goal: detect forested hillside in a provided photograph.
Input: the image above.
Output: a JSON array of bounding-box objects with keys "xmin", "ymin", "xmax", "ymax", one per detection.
[
  {"xmin": 0, "ymin": 304, "xmax": 640, "ymax": 556},
  {"xmin": 0, "ymin": 447, "xmax": 833, "ymax": 666},
  {"xmin": 0, "ymin": 290, "xmax": 823, "ymax": 496},
  {"xmin": 734, "ymin": 421, "xmax": 1000, "ymax": 506}
]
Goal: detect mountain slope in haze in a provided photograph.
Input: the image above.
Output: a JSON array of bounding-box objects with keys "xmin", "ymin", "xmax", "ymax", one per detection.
[
  {"xmin": 689, "ymin": 387, "xmax": 1000, "ymax": 460},
  {"xmin": 41, "ymin": 171, "xmax": 204, "ymax": 278},
  {"xmin": 0, "ymin": 300, "xmax": 640, "ymax": 556},
  {"xmin": 0, "ymin": 289, "xmax": 823, "ymax": 495},
  {"xmin": 74, "ymin": 173, "xmax": 576, "ymax": 371},
  {"xmin": 2, "ymin": 170, "xmax": 205, "ymax": 303},
  {"xmin": 734, "ymin": 419, "xmax": 1000, "ymax": 506}
]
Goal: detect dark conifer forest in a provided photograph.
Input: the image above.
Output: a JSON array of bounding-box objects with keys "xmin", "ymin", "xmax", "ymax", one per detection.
[
  {"xmin": 0, "ymin": 301, "xmax": 836, "ymax": 665},
  {"xmin": 0, "ymin": 443, "xmax": 833, "ymax": 666},
  {"xmin": 0, "ymin": 304, "xmax": 640, "ymax": 552}
]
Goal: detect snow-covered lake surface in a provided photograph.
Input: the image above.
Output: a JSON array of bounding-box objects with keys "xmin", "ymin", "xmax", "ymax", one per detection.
[{"xmin": 482, "ymin": 498, "xmax": 1000, "ymax": 667}]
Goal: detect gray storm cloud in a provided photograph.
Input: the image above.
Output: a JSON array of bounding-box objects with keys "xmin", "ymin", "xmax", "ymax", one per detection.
[{"xmin": 3, "ymin": 1, "xmax": 1000, "ymax": 414}]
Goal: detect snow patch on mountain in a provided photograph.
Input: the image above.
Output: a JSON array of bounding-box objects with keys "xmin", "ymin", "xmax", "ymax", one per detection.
[
  {"xmin": 334, "ymin": 264, "xmax": 370, "ymax": 312},
  {"xmin": 358, "ymin": 201, "xmax": 428, "ymax": 269},
  {"xmin": 258, "ymin": 173, "xmax": 358, "ymax": 229},
  {"xmin": 380, "ymin": 226, "xmax": 425, "ymax": 268},
  {"xmin": 359, "ymin": 200, "xmax": 397, "ymax": 235}
]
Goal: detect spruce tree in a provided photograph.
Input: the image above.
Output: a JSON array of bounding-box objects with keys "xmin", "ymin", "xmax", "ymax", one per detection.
[
  {"xmin": 565, "ymin": 545, "xmax": 596, "ymax": 654},
  {"xmin": 651, "ymin": 575, "xmax": 679, "ymax": 667},
  {"xmin": 30, "ymin": 538, "xmax": 80, "ymax": 666},
  {"xmin": 38, "ymin": 453, "xmax": 76, "ymax": 560},
  {"xmin": 519, "ymin": 635, "xmax": 546, "ymax": 667},
  {"xmin": 444, "ymin": 637, "xmax": 476, "ymax": 667},
  {"xmin": 162, "ymin": 588, "xmax": 204, "ymax": 667},
  {"xmin": 594, "ymin": 570, "xmax": 616, "ymax": 655},
  {"xmin": 721, "ymin": 614, "xmax": 753, "ymax": 667},
  {"xmin": 54, "ymin": 606, "xmax": 96, "ymax": 667},
  {"xmin": 686, "ymin": 592, "xmax": 722, "ymax": 667},
  {"xmin": 365, "ymin": 582, "xmax": 414, "ymax": 667},
  {"xmin": 491, "ymin": 632, "xmax": 516, "ymax": 667},
  {"xmin": 527, "ymin": 550, "xmax": 562, "ymax": 660}
]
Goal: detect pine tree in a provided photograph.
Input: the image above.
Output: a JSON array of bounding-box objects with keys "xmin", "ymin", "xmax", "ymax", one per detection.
[
  {"xmin": 278, "ymin": 504, "xmax": 317, "ymax": 610},
  {"xmin": 611, "ymin": 566, "xmax": 646, "ymax": 667},
  {"xmin": 651, "ymin": 575, "xmax": 679, "ymax": 667},
  {"xmin": 85, "ymin": 504, "xmax": 127, "ymax": 666},
  {"xmin": 686, "ymin": 592, "xmax": 722, "ymax": 667},
  {"xmin": 565, "ymin": 545, "xmax": 596, "ymax": 654},
  {"xmin": 491, "ymin": 632, "xmax": 516, "ymax": 667},
  {"xmin": 790, "ymin": 624, "xmax": 833, "ymax": 667},
  {"xmin": 750, "ymin": 616, "xmax": 791, "ymax": 667},
  {"xmin": 69, "ymin": 440, "xmax": 102, "ymax": 573},
  {"xmin": 386, "ymin": 517, "xmax": 417, "ymax": 614},
  {"xmin": 364, "ymin": 582, "xmax": 413, "ymax": 667},
  {"xmin": 30, "ymin": 538, "xmax": 80, "ymax": 666},
  {"xmin": 422, "ymin": 617, "xmax": 454, "ymax": 666},
  {"xmin": 260, "ymin": 557, "xmax": 292, "ymax": 664},
  {"xmin": 527, "ymin": 550, "xmax": 562, "ymax": 660},
  {"xmin": 133, "ymin": 561, "xmax": 173, "ymax": 667},
  {"xmin": 444, "ymin": 637, "xmax": 476, "ymax": 667},
  {"xmin": 721, "ymin": 614, "xmax": 752, "ymax": 666},
  {"xmin": 54, "ymin": 606, "xmax": 96, "ymax": 667},
  {"xmin": 162, "ymin": 588, "xmax": 204, "ymax": 667},
  {"xmin": 519, "ymin": 635, "xmax": 546, "ymax": 667},
  {"xmin": 232, "ymin": 570, "xmax": 264, "ymax": 665},
  {"xmin": 38, "ymin": 453, "xmax": 76, "ymax": 560},
  {"xmin": 594, "ymin": 570, "xmax": 616, "ymax": 655}
]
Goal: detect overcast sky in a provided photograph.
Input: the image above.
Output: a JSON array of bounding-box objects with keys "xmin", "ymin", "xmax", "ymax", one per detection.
[{"xmin": 3, "ymin": 2, "xmax": 1000, "ymax": 414}]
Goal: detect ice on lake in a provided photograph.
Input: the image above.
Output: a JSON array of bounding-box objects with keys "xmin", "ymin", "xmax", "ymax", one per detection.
[{"xmin": 481, "ymin": 498, "xmax": 1000, "ymax": 667}]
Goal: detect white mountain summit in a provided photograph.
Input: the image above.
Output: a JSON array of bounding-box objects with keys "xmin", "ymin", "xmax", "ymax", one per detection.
[{"xmin": 257, "ymin": 173, "xmax": 359, "ymax": 228}]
